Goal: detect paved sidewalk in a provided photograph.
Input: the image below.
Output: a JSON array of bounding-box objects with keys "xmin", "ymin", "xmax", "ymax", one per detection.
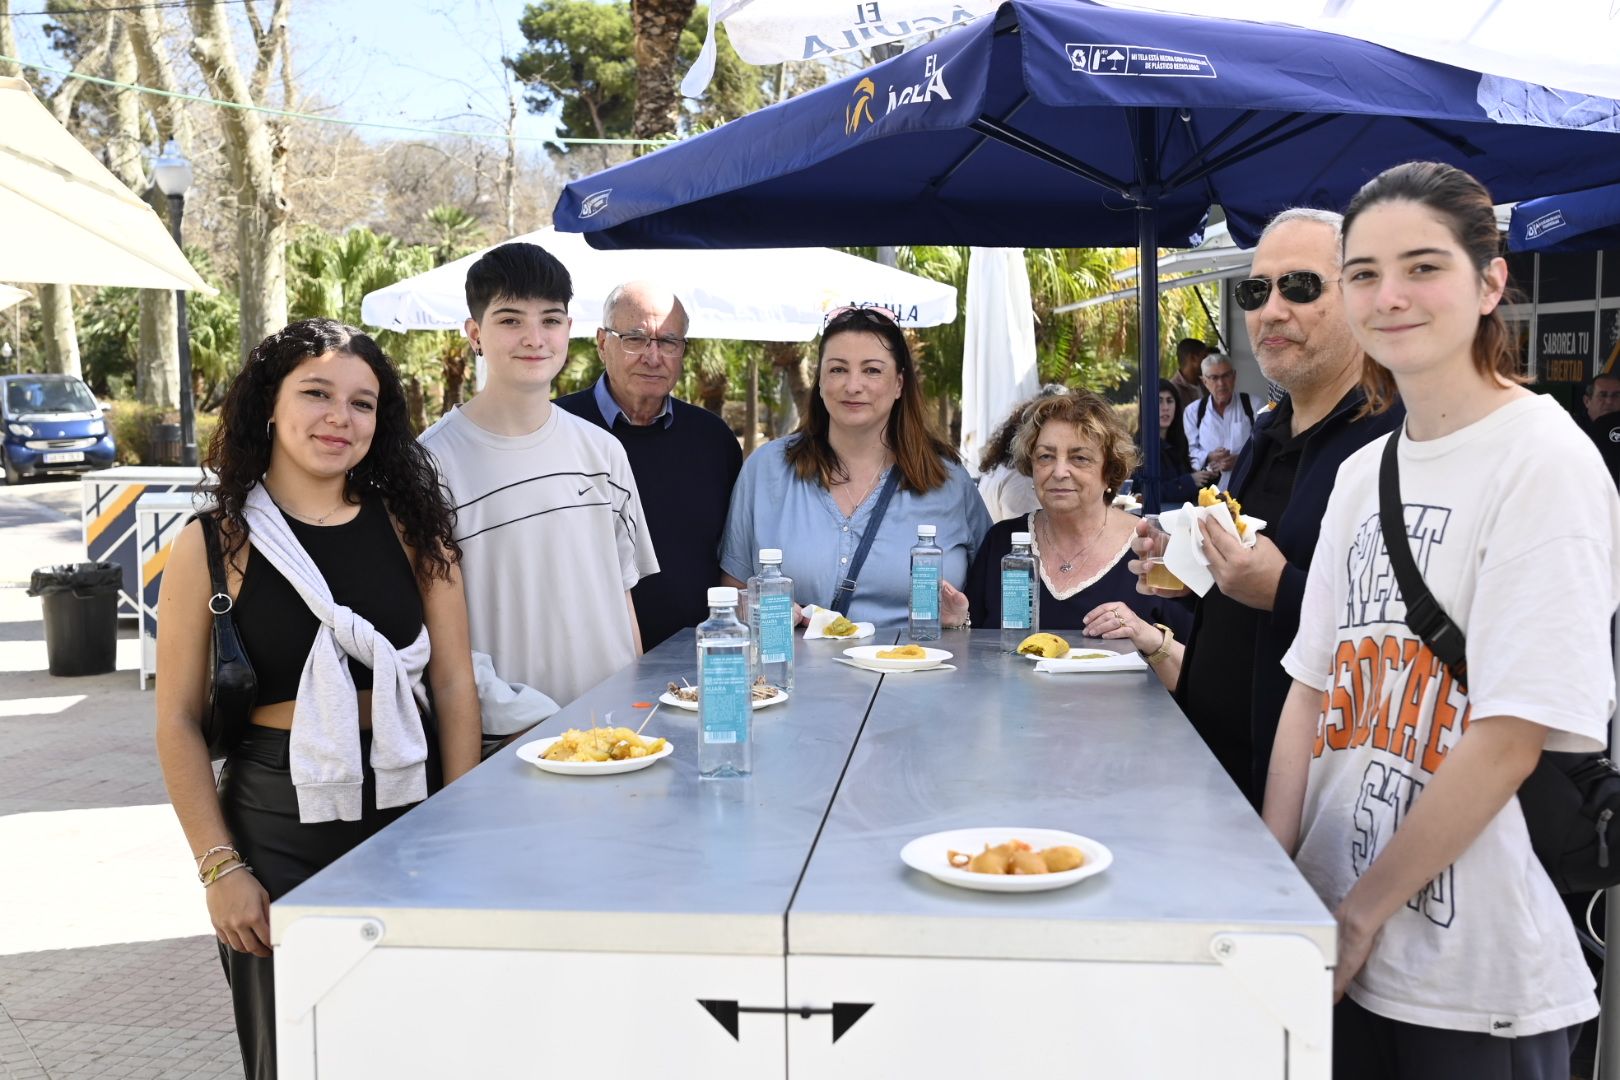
[{"xmin": 0, "ymin": 480, "xmax": 242, "ymax": 1080}]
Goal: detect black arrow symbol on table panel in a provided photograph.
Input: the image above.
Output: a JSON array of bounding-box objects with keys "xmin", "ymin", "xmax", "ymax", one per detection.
[{"xmin": 697, "ymin": 1000, "xmax": 874, "ymax": 1043}]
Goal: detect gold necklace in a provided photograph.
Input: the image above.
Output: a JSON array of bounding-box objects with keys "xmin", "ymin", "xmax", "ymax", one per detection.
[
  {"xmin": 835, "ymin": 462, "xmax": 887, "ymax": 517},
  {"xmin": 278, "ymin": 495, "xmax": 348, "ymax": 525},
  {"xmin": 1041, "ymin": 511, "xmax": 1107, "ymax": 574}
]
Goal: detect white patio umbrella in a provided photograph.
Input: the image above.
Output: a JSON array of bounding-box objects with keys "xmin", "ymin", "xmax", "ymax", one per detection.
[
  {"xmin": 360, "ymin": 226, "xmax": 958, "ymax": 342},
  {"xmin": 0, "ymin": 78, "xmax": 212, "ymax": 292},
  {"xmin": 0, "ymin": 285, "xmax": 29, "ymax": 311},
  {"xmin": 958, "ymin": 248, "xmax": 1039, "ymax": 471}
]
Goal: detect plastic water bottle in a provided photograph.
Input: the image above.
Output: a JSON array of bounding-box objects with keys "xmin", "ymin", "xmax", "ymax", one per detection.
[
  {"xmin": 909, "ymin": 524, "xmax": 943, "ymax": 641},
  {"xmin": 1000, "ymin": 531, "xmax": 1039, "ymax": 652},
  {"xmin": 698, "ymin": 586, "xmax": 752, "ymax": 779},
  {"xmin": 748, "ymin": 549, "xmax": 794, "ymax": 693}
]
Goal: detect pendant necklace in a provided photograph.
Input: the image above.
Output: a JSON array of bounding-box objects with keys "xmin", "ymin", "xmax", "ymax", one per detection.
[
  {"xmin": 1042, "ymin": 512, "xmax": 1107, "ymax": 574},
  {"xmin": 837, "ymin": 462, "xmax": 886, "ymax": 518}
]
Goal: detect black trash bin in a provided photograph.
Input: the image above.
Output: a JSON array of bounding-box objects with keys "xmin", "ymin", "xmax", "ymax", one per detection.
[
  {"xmin": 152, "ymin": 422, "xmax": 181, "ymax": 465},
  {"xmin": 28, "ymin": 562, "xmax": 122, "ymax": 677}
]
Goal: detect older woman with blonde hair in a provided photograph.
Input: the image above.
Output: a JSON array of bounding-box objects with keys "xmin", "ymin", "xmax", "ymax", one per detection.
[{"xmin": 962, "ymin": 390, "xmax": 1189, "ymax": 639}]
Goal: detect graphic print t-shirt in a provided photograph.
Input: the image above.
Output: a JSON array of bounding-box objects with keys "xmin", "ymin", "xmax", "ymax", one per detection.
[
  {"xmin": 1283, "ymin": 394, "xmax": 1620, "ymax": 1037},
  {"xmin": 420, "ymin": 406, "xmax": 659, "ymax": 713}
]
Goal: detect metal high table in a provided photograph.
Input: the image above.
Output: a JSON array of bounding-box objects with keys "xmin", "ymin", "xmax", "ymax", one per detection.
[{"xmin": 273, "ymin": 630, "xmax": 1335, "ymax": 1079}]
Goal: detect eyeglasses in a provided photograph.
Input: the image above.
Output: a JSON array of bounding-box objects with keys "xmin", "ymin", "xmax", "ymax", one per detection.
[
  {"xmin": 602, "ymin": 328, "xmax": 687, "ymax": 358},
  {"xmin": 1203, "ymin": 371, "xmax": 1236, "ymax": 384},
  {"xmin": 822, "ymin": 303, "xmax": 901, "ymax": 330},
  {"xmin": 1233, "ymin": 271, "xmax": 1339, "ymax": 312}
]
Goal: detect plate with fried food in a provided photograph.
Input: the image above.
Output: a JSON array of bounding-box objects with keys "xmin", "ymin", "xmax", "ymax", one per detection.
[
  {"xmin": 516, "ymin": 726, "xmax": 673, "ymax": 776},
  {"xmin": 802, "ymin": 605, "xmax": 875, "ymax": 640},
  {"xmin": 659, "ymin": 677, "xmax": 789, "ymax": 711},
  {"xmin": 843, "ymin": 644, "xmax": 953, "ymax": 671},
  {"xmin": 901, "ymin": 827, "xmax": 1113, "ymax": 893}
]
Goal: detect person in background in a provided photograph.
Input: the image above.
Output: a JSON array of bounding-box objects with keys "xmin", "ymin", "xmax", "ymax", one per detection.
[
  {"xmin": 155, "ymin": 319, "xmax": 481, "ymax": 1080},
  {"xmin": 1582, "ymin": 371, "xmax": 1620, "ymax": 428},
  {"xmin": 976, "ymin": 383, "xmax": 1067, "ymax": 522},
  {"xmin": 1265, "ymin": 160, "xmax": 1619, "ymax": 1080},
  {"xmin": 1182, "ymin": 352, "xmax": 1256, "ymax": 489},
  {"xmin": 1135, "ymin": 379, "xmax": 1214, "ymax": 506},
  {"xmin": 1168, "ymin": 337, "xmax": 1211, "ymax": 411},
  {"xmin": 555, "ymin": 281, "xmax": 742, "ymax": 649},
  {"xmin": 963, "ymin": 391, "xmax": 1189, "ymax": 640},
  {"xmin": 720, "ymin": 305, "xmax": 990, "ymax": 627}
]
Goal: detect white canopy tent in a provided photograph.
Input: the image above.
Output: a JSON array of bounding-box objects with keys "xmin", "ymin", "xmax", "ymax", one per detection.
[
  {"xmin": 959, "ymin": 248, "xmax": 1039, "ymax": 470},
  {"xmin": 0, "ymin": 285, "xmax": 29, "ymax": 311},
  {"xmin": 360, "ymin": 227, "xmax": 958, "ymax": 342},
  {"xmin": 0, "ymin": 77, "xmax": 212, "ymax": 292}
]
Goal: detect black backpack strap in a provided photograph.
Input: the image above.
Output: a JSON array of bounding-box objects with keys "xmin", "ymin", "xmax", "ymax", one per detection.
[
  {"xmin": 1196, "ymin": 396, "xmax": 1207, "ymax": 425},
  {"xmin": 828, "ymin": 468, "xmax": 901, "ymax": 616},
  {"xmin": 1378, "ymin": 431, "xmax": 1468, "ymax": 689},
  {"xmin": 1240, "ymin": 392, "xmax": 1255, "ymax": 423}
]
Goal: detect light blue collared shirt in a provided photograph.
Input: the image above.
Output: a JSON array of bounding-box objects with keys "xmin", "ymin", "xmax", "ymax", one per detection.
[
  {"xmin": 594, "ymin": 374, "xmax": 673, "ymax": 429},
  {"xmin": 719, "ymin": 437, "xmax": 992, "ymax": 628}
]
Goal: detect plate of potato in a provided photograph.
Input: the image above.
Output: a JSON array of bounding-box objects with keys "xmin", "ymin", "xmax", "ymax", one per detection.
[
  {"xmin": 843, "ymin": 644, "xmax": 952, "ymax": 671},
  {"xmin": 515, "ymin": 727, "xmax": 673, "ymax": 776},
  {"xmin": 900, "ymin": 827, "xmax": 1112, "ymax": 892}
]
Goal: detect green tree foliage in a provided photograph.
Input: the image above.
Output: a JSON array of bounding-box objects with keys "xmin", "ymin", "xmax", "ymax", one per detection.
[{"xmin": 510, "ymin": 2, "xmax": 765, "ymax": 140}]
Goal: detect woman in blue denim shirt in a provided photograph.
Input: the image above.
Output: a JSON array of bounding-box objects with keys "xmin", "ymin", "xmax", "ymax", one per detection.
[{"xmin": 720, "ymin": 307, "xmax": 990, "ymax": 627}]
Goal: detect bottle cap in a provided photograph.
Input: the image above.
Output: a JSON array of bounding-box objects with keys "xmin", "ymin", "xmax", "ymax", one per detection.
[
  {"xmin": 759, "ymin": 548, "xmax": 783, "ymax": 563},
  {"xmin": 709, "ymin": 586, "xmax": 739, "ymax": 606},
  {"xmin": 918, "ymin": 524, "xmax": 937, "ymax": 538},
  {"xmin": 1010, "ymin": 532, "xmax": 1031, "ymax": 544}
]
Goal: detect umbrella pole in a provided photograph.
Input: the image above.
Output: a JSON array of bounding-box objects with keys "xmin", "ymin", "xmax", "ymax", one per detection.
[{"xmin": 1135, "ymin": 113, "xmax": 1162, "ymax": 516}]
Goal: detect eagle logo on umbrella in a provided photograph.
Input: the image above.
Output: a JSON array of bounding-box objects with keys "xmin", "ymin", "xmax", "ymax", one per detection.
[{"xmin": 845, "ymin": 77, "xmax": 877, "ymax": 136}]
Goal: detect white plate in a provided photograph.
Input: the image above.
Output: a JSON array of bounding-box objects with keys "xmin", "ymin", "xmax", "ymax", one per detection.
[
  {"xmin": 842, "ymin": 645, "xmax": 952, "ymax": 671},
  {"xmin": 900, "ymin": 827, "xmax": 1113, "ymax": 893},
  {"xmin": 658, "ymin": 688, "xmax": 789, "ymax": 712},
  {"xmin": 1021, "ymin": 648, "xmax": 1118, "ymax": 662},
  {"xmin": 515, "ymin": 734, "xmax": 673, "ymax": 776}
]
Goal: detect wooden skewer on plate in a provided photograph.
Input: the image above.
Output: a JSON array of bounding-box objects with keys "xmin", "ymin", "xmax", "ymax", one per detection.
[{"xmin": 635, "ymin": 703, "xmax": 660, "ymax": 737}]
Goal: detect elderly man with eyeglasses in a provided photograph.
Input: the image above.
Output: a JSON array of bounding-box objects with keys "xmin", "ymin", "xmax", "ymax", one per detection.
[
  {"xmin": 555, "ymin": 281, "xmax": 742, "ymax": 649},
  {"xmin": 1181, "ymin": 352, "xmax": 1256, "ymax": 489},
  {"xmin": 1127, "ymin": 208, "xmax": 1404, "ymax": 807}
]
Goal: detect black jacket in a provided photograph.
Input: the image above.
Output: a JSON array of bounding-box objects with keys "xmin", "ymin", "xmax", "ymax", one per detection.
[{"xmin": 1183, "ymin": 387, "xmax": 1403, "ymax": 799}]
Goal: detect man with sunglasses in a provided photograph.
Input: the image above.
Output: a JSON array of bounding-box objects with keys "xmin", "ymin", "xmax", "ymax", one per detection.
[
  {"xmin": 556, "ymin": 281, "xmax": 743, "ymax": 649},
  {"xmin": 1134, "ymin": 208, "xmax": 1403, "ymax": 806}
]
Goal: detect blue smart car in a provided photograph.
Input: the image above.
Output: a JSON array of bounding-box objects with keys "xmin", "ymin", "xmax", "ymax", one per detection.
[{"xmin": 0, "ymin": 374, "xmax": 117, "ymax": 483}]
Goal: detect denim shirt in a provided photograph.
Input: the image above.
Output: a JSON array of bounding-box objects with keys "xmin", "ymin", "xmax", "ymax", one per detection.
[{"xmin": 719, "ymin": 437, "xmax": 992, "ymax": 627}]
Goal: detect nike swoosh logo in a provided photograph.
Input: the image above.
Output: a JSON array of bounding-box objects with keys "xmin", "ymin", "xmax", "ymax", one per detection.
[{"xmin": 577, "ymin": 483, "xmax": 592, "ymax": 496}]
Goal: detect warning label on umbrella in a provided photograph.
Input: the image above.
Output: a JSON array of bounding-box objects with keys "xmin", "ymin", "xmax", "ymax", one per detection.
[{"xmin": 1066, "ymin": 43, "xmax": 1216, "ymax": 78}]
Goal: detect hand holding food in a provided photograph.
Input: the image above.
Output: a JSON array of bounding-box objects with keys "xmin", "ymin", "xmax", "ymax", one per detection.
[
  {"xmin": 1016, "ymin": 632, "xmax": 1071, "ymax": 658},
  {"xmin": 1197, "ymin": 485, "xmax": 1247, "ymax": 538},
  {"xmin": 823, "ymin": 614, "xmax": 859, "ymax": 637},
  {"xmin": 946, "ymin": 839, "xmax": 1086, "ymax": 875}
]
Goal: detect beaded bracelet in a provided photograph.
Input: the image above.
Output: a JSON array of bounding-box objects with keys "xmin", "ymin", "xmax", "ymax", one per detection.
[{"xmin": 194, "ymin": 844, "xmax": 239, "ymax": 866}]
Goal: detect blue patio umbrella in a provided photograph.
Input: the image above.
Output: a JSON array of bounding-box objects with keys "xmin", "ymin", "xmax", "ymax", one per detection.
[
  {"xmin": 1509, "ymin": 180, "xmax": 1620, "ymax": 254},
  {"xmin": 554, "ymin": 0, "xmax": 1620, "ymax": 510}
]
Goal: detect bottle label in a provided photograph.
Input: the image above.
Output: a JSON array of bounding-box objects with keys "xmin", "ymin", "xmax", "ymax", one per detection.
[
  {"xmin": 911, "ymin": 562, "xmax": 940, "ymax": 620},
  {"xmin": 701, "ymin": 649, "xmax": 749, "ymax": 744},
  {"xmin": 1001, "ymin": 569, "xmax": 1032, "ymax": 629},
  {"xmin": 758, "ymin": 594, "xmax": 793, "ymax": 665}
]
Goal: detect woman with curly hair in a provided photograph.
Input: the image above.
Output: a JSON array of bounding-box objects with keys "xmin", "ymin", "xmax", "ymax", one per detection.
[{"xmin": 154, "ymin": 319, "xmax": 481, "ymax": 1080}]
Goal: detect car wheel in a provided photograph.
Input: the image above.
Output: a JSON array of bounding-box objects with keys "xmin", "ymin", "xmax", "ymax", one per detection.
[{"xmin": 1, "ymin": 450, "xmax": 21, "ymax": 485}]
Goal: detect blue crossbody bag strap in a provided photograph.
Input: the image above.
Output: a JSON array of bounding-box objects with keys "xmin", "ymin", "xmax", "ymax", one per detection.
[{"xmin": 828, "ymin": 468, "xmax": 901, "ymax": 616}]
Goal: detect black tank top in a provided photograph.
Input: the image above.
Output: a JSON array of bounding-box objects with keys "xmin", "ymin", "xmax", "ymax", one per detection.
[{"xmin": 235, "ymin": 494, "xmax": 424, "ymax": 706}]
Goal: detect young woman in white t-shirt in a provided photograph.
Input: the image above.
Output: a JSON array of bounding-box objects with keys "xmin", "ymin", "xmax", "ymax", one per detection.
[{"xmin": 1264, "ymin": 162, "xmax": 1620, "ymax": 1078}]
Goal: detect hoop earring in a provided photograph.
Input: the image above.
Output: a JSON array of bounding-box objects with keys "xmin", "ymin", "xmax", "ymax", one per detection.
[{"xmin": 265, "ymin": 418, "xmax": 274, "ymax": 438}]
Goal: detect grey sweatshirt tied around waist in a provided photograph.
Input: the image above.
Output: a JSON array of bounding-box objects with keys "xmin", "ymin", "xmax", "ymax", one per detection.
[{"xmin": 241, "ymin": 484, "xmax": 432, "ymax": 823}]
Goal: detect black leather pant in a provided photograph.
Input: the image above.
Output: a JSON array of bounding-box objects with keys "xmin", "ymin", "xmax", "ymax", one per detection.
[{"xmin": 215, "ymin": 726, "xmax": 437, "ymax": 1080}]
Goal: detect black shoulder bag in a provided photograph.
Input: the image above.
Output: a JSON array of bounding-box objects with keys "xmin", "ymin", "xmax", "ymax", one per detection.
[
  {"xmin": 197, "ymin": 514, "xmax": 256, "ymax": 760},
  {"xmin": 1379, "ymin": 432, "xmax": 1620, "ymax": 894},
  {"xmin": 828, "ymin": 469, "xmax": 902, "ymax": 616}
]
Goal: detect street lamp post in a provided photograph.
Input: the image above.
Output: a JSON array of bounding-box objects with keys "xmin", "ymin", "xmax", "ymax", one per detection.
[{"xmin": 152, "ymin": 139, "xmax": 197, "ymax": 468}]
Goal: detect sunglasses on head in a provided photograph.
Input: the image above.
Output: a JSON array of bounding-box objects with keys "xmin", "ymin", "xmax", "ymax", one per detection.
[
  {"xmin": 1233, "ymin": 270, "xmax": 1338, "ymax": 312},
  {"xmin": 822, "ymin": 303, "xmax": 901, "ymax": 330}
]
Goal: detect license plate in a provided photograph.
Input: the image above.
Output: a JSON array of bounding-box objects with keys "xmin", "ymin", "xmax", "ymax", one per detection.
[{"xmin": 42, "ymin": 452, "xmax": 84, "ymax": 464}]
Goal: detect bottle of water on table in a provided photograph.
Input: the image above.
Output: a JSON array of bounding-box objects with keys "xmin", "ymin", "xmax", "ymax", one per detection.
[
  {"xmin": 909, "ymin": 523, "xmax": 943, "ymax": 642},
  {"xmin": 1000, "ymin": 530, "xmax": 1038, "ymax": 652},
  {"xmin": 698, "ymin": 586, "xmax": 751, "ymax": 779},
  {"xmin": 748, "ymin": 548, "xmax": 794, "ymax": 693}
]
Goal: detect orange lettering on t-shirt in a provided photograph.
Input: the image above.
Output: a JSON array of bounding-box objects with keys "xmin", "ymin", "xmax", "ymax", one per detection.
[
  {"xmin": 1393, "ymin": 645, "xmax": 1437, "ymax": 763},
  {"xmin": 1369, "ymin": 636, "xmax": 1406, "ymax": 752},
  {"xmin": 1421, "ymin": 666, "xmax": 1468, "ymax": 775},
  {"xmin": 1322, "ymin": 640, "xmax": 1357, "ymax": 753},
  {"xmin": 1349, "ymin": 637, "xmax": 1383, "ymax": 749}
]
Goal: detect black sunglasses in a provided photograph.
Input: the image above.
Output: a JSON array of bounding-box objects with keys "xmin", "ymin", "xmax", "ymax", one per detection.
[{"xmin": 1233, "ymin": 270, "xmax": 1338, "ymax": 312}]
